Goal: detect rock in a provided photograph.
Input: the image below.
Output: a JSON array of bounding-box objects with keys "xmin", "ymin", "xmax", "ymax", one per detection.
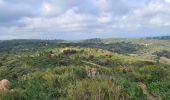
[
  {"xmin": 85, "ymin": 67, "xmax": 97, "ymax": 78},
  {"xmin": 97, "ymin": 59, "xmax": 109, "ymax": 65},
  {"xmin": 91, "ymin": 68, "xmax": 97, "ymax": 78},
  {"xmin": 0, "ymin": 79, "xmax": 10, "ymax": 91},
  {"xmin": 21, "ymin": 75, "xmax": 27, "ymax": 80}
]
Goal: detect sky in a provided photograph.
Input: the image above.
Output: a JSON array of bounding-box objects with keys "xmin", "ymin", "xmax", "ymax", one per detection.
[{"xmin": 0, "ymin": 0, "xmax": 170, "ymax": 40}]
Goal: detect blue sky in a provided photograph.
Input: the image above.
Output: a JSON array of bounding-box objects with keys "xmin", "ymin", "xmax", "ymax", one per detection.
[{"xmin": 0, "ymin": 0, "xmax": 170, "ymax": 40}]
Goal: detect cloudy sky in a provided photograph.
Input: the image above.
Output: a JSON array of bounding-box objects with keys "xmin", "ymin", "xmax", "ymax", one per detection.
[{"xmin": 0, "ymin": 0, "xmax": 170, "ymax": 40}]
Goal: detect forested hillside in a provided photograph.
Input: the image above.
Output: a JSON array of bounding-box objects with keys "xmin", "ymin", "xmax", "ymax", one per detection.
[{"xmin": 0, "ymin": 39, "xmax": 170, "ymax": 100}]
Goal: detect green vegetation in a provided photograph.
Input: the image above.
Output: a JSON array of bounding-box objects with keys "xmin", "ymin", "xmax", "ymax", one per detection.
[
  {"xmin": 153, "ymin": 50, "xmax": 170, "ymax": 59},
  {"xmin": 0, "ymin": 38, "xmax": 170, "ymax": 100}
]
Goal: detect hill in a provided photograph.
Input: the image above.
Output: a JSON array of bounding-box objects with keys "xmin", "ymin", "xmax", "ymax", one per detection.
[
  {"xmin": 0, "ymin": 39, "xmax": 170, "ymax": 100},
  {"xmin": 147, "ymin": 36, "xmax": 170, "ymax": 40}
]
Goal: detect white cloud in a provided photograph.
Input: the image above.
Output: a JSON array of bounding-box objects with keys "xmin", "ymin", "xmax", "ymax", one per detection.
[
  {"xmin": 20, "ymin": 8, "xmax": 95, "ymax": 33},
  {"xmin": 97, "ymin": 13, "xmax": 112, "ymax": 23},
  {"xmin": 0, "ymin": 0, "xmax": 170, "ymax": 39},
  {"xmin": 150, "ymin": 17, "xmax": 162, "ymax": 25},
  {"xmin": 133, "ymin": 0, "xmax": 170, "ymax": 18},
  {"xmin": 150, "ymin": 16, "xmax": 170, "ymax": 26},
  {"xmin": 165, "ymin": 0, "xmax": 170, "ymax": 3},
  {"xmin": 40, "ymin": 2, "xmax": 62, "ymax": 17},
  {"xmin": 92, "ymin": 0, "xmax": 111, "ymax": 12}
]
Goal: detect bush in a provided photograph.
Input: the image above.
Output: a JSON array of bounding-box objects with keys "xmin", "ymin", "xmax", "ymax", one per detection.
[
  {"xmin": 88, "ymin": 55, "xmax": 94, "ymax": 60},
  {"xmin": 62, "ymin": 49, "xmax": 77, "ymax": 55},
  {"xmin": 139, "ymin": 66, "xmax": 164, "ymax": 83},
  {"xmin": 148, "ymin": 81, "xmax": 170, "ymax": 99},
  {"xmin": 74, "ymin": 68, "xmax": 87, "ymax": 79},
  {"xmin": 153, "ymin": 50, "xmax": 170, "ymax": 59},
  {"xmin": 114, "ymin": 75, "xmax": 147, "ymax": 100},
  {"xmin": 0, "ymin": 62, "xmax": 2, "ymax": 67},
  {"xmin": 24, "ymin": 72, "xmax": 61, "ymax": 100},
  {"xmin": 0, "ymin": 89, "xmax": 26, "ymax": 100},
  {"xmin": 67, "ymin": 80, "xmax": 121, "ymax": 100},
  {"xmin": 128, "ymin": 72, "xmax": 145, "ymax": 82}
]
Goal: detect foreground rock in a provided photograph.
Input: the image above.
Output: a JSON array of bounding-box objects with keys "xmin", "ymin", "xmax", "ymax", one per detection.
[{"xmin": 0, "ymin": 79, "xmax": 10, "ymax": 91}]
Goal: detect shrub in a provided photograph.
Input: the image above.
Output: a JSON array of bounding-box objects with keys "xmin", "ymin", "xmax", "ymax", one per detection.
[
  {"xmin": 24, "ymin": 72, "xmax": 61, "ymax": 100},
  {"xmin": 88, "ymin": 55, "xmax": 94, "ymax": 60},
  {"xmin": 139, "ymin": 66, "xmax": 164, "ymax": 83},
  {"xmin": 0, "ymin": 89, "xmax": 26, "ymax": 100},
  {"xmin": 153, "ymin": 50, "xmax": 170, "ymax": 59},
  {"xmin": 62, "ymin": 49, "xmax": 77, "ymax": 55},
  {"xmin": 74, "ymin": 68, "xmax": 87, "ymax": 79},
  {"xmin": 148, "ymin": 81, "xmax": 170, "ymax": 99},
  {"xmin": 67, "ymin": 80, "xmax": 121, "ymax": 100},
  {"xmin": 114, "ymin": 75, "xmax": 147, "ymax": 100},
  {"xmin": 128, "ymin": 72, "xmax": 145, "ymax": 82},
  {"xmin": 0, "ymin": 62, "xmax": 2, "ymax": 67}
]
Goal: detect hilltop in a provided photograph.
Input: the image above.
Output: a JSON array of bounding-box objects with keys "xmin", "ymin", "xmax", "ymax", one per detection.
[{"xmin": 0, "ymin": 38, "xmax": 170, "ymax": 100}]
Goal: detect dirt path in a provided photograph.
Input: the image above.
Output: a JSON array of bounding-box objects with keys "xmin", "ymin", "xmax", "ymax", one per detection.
[
  {"xmin": 138, "ymin": 82, "xmax": 156, "ymax": 100},
  {"xmin": 81, "ymin": 60, "xmax": 109, "ymax": 69},
  {"xmin": 81, "ymin": 61, "xmax": 100, "ymax": 67}
]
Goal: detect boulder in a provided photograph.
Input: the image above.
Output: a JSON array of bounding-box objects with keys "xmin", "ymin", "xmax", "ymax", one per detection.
[
  {"xmin": 0, "ymin": 79, "xmax": 10, "ymax": 91},
  {"xmin": 97, "ymin": 58, "xmax": 109, "ymax": 65}
]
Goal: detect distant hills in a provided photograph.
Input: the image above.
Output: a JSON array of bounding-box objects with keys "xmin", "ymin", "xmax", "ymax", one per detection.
[
  {"xmin": 146, "ymin": 36, "xmax": 170, "ymax": 40},
  {"xmin": 80, "ymin": 38, "xmax": 103, "ymax": 43}
]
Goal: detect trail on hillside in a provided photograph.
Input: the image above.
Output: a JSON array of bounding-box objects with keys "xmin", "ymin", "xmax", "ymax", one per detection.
[
  {"xmin": 81, "ymin": 60, "xmax": 109, "ymax": 70},
  {"xmin": 138, "ymin": 82, "xmax": 156, "ymax": 100},
  {"xmin": 81, "ymin": 61, "xmax": 101, "ymax": 67}
]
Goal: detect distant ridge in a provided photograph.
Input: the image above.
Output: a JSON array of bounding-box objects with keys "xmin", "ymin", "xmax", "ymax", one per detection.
[
  {"xmin": 146, "ymin": 36, "xmax": 170, "ymax": 40},
  {"xmin": 80, "ymin": 38, "xmax": 103, "ymax": 43},
  {"xmin": 0, "ymin": 39, "xmax": 68, "ymax": 43}
]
